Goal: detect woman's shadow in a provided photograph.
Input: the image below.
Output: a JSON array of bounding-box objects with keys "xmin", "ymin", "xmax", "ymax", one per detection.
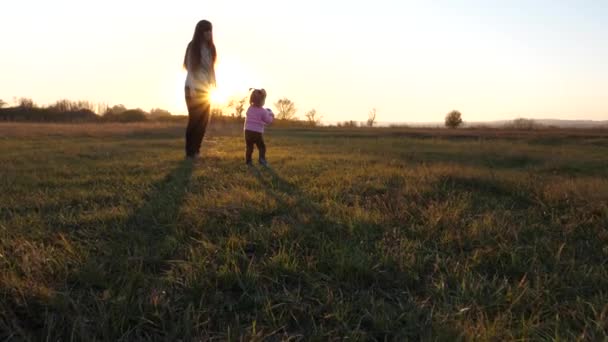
[{"xmin": 74, "ymin": 158, "xmax": 196, "ymax": 290}]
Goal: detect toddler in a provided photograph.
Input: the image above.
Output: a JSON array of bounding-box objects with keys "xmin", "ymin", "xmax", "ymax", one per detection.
[{"xmin": 244, "ymin": 88, "xmax": 274, "ymax": 166}]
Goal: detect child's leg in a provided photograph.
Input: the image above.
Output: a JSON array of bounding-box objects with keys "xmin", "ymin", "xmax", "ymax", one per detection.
[
  {"xmin": 256, "ymin": 134, "xmax": 266, "ymax": 162},
  {"xmin": 245, "ymin": 130, "xmax": 255, "ymax": 164}
]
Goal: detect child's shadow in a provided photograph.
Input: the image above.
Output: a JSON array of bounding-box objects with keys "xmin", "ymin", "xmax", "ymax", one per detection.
[{"xmin": 249, "ymin": 165, "xmax": 339, "ymax": 236}]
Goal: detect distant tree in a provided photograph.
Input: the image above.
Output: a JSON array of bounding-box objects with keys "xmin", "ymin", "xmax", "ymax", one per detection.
[
  {"xmin": 509, "ymin": 118, "xmax": 538, "ymax": 130},
  {"xmin": 367, "ymin": 108, "xmax": 377, "ymax": 127},
  {"xmin": 49, "ymin": 99, "xmax": 95, "ymax": 112},
  {"xmin": 103, "ymin": 108, "xmax": 148, "ymax": 122},
  {"xmin": 18, "ymin": 98, "xmax": 35, "ymax": 109},
  {"xmin": 103, "ymin": 104, "xmax": 127, "ymax": 116},
  {"xmin": 149, "ymin": 108, "xmax": 172, "ymax": 117},
  {"xmin": 211, "ymin": 107, "xmax": 224, "ymax": 117},
  {"xmin": 445, "ymin": 110, "xmax": 463, "ymax": 128},
  {"xmin": 97, "ymin": 103, "xmax": 109, "ymax": 115},
  {"xmin": 0, "ymin": 99, "xmax": 6, "ymax": 108},
  {"xmin": 274, "ymin": 98, "xmax": 297, "ymax": 120},
  {"xmin": 48, "ymin": 99, "xmax": 70, "ymax": 112},
  {"xmin": 74, "ymin": 100, "xmax": 95, "ymax": 112},
  {"xmin": 304, "ymin": 109, "xmax": 322, "ymax": 126},
  {"xmin": 228, "ymin": 96, "xmax": 247, "ymax": 119},
  {"xmin": 337, "ymin": 120, "xmax": 358, "ymax": 128}
]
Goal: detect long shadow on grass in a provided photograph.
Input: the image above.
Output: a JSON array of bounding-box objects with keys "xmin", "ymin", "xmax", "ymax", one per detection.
[
  {"xmin": 3, "ymin": 158, "xmax": 196, "ymax": 340},
  {"xmin": 248, "ymin": 166, "xmax": 453, "ymax": 339},
  {"xmin": 249, "ymin": 166, "xmax": 341, "ymax": 241},
  {"xmin": 78, "ymin": 158, "xmax": 195, "ymax": 283},
  {"xmin": 57, "ymin": 159, "xmax": 195, "ymax": 339}
]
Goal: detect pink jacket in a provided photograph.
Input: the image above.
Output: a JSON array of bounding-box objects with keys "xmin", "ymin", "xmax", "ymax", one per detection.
[{"xmin": 244, "ymin": 106, "xmax": 274, "ymax": 133}]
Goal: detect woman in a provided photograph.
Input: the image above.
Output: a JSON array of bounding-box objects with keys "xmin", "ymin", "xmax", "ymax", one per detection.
[{"xmin": 183, "ymin": 20, "xmax": 217, "ymax": 159}]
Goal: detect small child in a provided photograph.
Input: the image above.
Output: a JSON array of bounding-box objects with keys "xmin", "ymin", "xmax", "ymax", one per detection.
[{"xmin": 244, "ymin": 88, "xmax": 274, "ymax": 166}]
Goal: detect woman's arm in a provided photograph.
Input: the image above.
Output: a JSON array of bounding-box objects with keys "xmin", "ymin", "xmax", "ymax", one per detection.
[
  {"xmin": 183, "ymin": 42, "xmax": 191, "ymax": 70},
  {"xmin": 210, "ymin": 68, "xmax": 217, "ymax": 87}
]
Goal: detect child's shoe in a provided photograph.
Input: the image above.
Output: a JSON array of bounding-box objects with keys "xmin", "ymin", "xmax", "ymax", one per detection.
[{"xmin": 259, "ymin": 158, "xmax": 269, "ymax": 167}]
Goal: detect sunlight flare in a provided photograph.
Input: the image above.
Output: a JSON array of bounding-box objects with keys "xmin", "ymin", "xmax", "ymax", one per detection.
[
  {"xmin": 209, "ymin": 86, "xmax": 228, "ymax": 105},
  {"xmin": 211, "ymin": 57, "xmax": 262, "ymax": 107},
  {"xmin": 171, "ymin": 57, "xmax": 263, "ymax": 113}
]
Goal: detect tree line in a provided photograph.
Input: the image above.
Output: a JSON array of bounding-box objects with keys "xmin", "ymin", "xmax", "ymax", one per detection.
[
  {"xmin": 4, "ymin": 96, "xmax": 552, "ymax": 129},
  {"xmin": 0, "ymin": 96, "xmax": 323, "ymax": 125},
  {"xmin": 0, "ymin": 98, "xmax": 188, "ymax": 123},
  {"xmin": 0, "ymin": 96, "xmax": 455, "ymax": 128},
  {"xmin": 221, "ymin": 96, "xmax": 322, "ymax": 127}
]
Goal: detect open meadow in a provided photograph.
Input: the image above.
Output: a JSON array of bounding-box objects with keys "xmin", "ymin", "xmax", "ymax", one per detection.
[{"xmin": 1, "ymin": 122, "xmax": 607, "ymax": 340}]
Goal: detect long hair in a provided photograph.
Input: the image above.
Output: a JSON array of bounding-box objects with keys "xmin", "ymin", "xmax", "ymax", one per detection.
[{"xmin": 183, "ymin": 20, "xmax": 217, "ymax": 71}]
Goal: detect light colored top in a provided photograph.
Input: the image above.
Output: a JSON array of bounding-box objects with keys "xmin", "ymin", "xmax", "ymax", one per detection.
[
  {"xmin": 244, "ymin": 106, "xmax": 274, "ymax": 133},
  {"xmin": 185, "ymin": 45, "xmax": 214, "ymax": 95}
]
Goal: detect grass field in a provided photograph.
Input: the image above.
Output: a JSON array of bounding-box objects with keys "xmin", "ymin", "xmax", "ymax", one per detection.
[{"xmin": 1, "ymin": 122, "xmax": 607, "ymax": 340}]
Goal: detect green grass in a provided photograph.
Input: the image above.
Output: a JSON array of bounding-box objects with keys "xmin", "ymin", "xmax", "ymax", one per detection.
[{"xmin": 1, "ymin": 123, "xmax": 607, "ymax": 340}]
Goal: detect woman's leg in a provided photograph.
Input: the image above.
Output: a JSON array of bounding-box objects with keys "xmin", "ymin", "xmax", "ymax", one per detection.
[
  {"xmin": 194, "ymin": 99, "xmax": 211, "ymax": 154},
  {"xmin": 185, "ymin": 87, "xmax": 197, "ymax": 157},
  {"xmin": 185, "ymin": 88, "xmax": 211, "ymax": 157}
]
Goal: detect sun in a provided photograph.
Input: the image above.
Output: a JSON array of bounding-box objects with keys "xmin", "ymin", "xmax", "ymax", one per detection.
[
  {"xmin": 209, "ymin": 86, "xmax": 229, "ymax": 105},
  {"xmin": 209, "ymin": 57, "xmax": 261, "ymax": 106},
  {"xmin": 172, "ymin": 57, "xmax": 261, "ymax": 112}
]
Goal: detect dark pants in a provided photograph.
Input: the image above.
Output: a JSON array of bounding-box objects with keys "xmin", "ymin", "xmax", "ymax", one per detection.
[
  {"xmin": 185, "ymin": 87, "xmax": 211, "ymax": 157},
  {"xmin": 245, "ymin": 130, "xmax": 266, "ymax": 163}
]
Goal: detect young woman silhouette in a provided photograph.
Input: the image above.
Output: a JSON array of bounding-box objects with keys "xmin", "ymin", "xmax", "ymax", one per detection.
[{"xmin": 183, "ymin": 20, "xmax": 217, "ymax": 159}]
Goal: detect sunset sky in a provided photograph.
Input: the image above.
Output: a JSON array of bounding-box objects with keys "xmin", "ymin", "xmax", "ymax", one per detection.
[{"xmin": 1, "ymin": 0, "xmax": 607, "ymax": 123}]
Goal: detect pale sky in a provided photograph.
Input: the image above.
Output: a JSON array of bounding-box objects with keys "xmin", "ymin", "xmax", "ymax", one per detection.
[{"xmin": 1, "ymin": 0, "xmax": 607, "ymax": 123}]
